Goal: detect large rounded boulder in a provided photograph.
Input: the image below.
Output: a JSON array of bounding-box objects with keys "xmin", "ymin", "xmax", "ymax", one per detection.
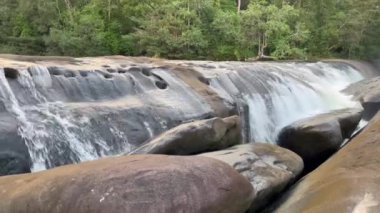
[
  {"xmin": 277, "ymin": 108, "xmax": 362, "ymax": 171},
  {"xmin": 129, "ymin": 116, "xmax": 241, "ymax": 155},
  {"xmin": 270, "ymin": 112, "xmax": 380, "ymax": 213},
  {"xmin": 200, "ymin": 143, "xmax": 303, "ymax": 212},
  {"xmin": 0, "ymin": 155, "xmax": 254, "ymax": 213}
]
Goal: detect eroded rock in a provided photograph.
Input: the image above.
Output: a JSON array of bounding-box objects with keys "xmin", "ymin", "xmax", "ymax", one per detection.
[
  {"xmin": 0, "ymin": 155, "xmax": 254, "ymax": 213},
  {"xmin": 129, "ymin": 116, "xmax": 241, "ymax": 155},
  {"xmin": 200, "ymin": 143, "xmax": 303, "ymax": 212}
]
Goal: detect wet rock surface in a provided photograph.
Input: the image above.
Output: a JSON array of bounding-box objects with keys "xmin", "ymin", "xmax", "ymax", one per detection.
[
  {"xmin": 0, "ymin": 114, "xmax": 31, "ymax": 176},
  {"xmin": 343, "ymin": 76, "xmax": 380, "ymax": 120},
  {"xmin": 0, "ymin": 155, "xmax": 254, "ymax": 213},
  {"xmin": 277, "ymin": 108, "xmax": 362, "ymax": 171},
  {"xmin": 324, "ymin": 60, "xmax": 380, "ymax": 78},
  {"xmin": 129, "ymin": 116, "xmax": 241, "ymax": 155},
  {"xmin": 200, "ymin": 143, "xmax": 303, "ymax": 212},
  {"xmin": 0, "ymin": 57, "xmax": 231, "ymax": 171},
  {"xmin": 270, "ymin": 112, "xmax": 380, "ymax": 213}
]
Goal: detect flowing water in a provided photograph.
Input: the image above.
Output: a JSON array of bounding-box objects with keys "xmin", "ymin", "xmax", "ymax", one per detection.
[
  {"xmin": 189, "ymin": 62, "xmax": 363, "ymax": 142},
  {"xmin": 0, "ymin": 60, "xmax": 364, "ymax": 171}
]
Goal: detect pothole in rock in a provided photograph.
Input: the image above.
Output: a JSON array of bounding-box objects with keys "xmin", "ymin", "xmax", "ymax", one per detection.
[
  {"xmin": 64, "ymin": 71, "xmax": 76, "ymax": 78},
  {"xmin": 48, "ymin": 67, "xmax": 64, "ymax": 76},
  {"xmin": 155, "ymin": 81, "xmax": 168, "ymax": 90},
  {"xmin": 95, "ymin": 70, "xmax": 113, "ymax": 79},
  {"xmin": 104, "ymin": 73, "xmax": 113, "ymax": 79},
  {"xmin": 118, "ymin": 68, "xmax": 127, "ymax": 74},
  {"xmin": 4, "ymin": 67, "xmax": 19, "ymax": 79},
  {"xmin": 142, "ymin": 68, "xmax": 152, "ymax": 76},
  {"xmin": 79, "ymin": 71, "xmax": 88, "ymax": 77},
  {"xmin": 198, "ymin": 76, "xmax": 210, "ymax": 85}
]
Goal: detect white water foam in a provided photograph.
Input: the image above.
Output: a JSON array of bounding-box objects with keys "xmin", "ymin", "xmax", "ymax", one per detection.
[{"xmin": 204, "ymin": 62, "xmax": 363, "ymax": 143}]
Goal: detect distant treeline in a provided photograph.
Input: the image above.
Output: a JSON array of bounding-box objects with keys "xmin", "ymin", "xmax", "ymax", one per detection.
[{"xmin": 0, "ymin": 0, "xmax": 379, "ymax": 60}]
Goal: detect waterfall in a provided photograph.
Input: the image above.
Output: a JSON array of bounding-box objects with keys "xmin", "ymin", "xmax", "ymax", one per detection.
[
  {"xmin": 1, "ymin": 67, "xmax": 116, "ymax": 171},
  {"xmin": 0, "ymin": 59, "xmax": 365, "ymax": 171},
  {"xmin": 0, "ymin": 65, "xmax": 213, "ymax": 171},
  {"xmin": 190, "ymin": 62, "xmax": 363, "ymax": 143}
]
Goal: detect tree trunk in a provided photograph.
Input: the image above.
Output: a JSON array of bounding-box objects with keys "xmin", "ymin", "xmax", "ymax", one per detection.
[
  {"xmin": 108, "ymin": 0, "xmax": 111, "ymax": 21},
  {"xmin": 258, "ymin": 35, "xmax": 262, "ymax": 56},
  {"xmin": 258, "ymin": 33, "xmax": 268, "ymax": 58},
  {"xmin": 237, "ymin": 0, "xmax": 241, "ymax": 13}
]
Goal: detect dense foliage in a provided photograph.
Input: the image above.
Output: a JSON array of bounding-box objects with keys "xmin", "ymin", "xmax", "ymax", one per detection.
[{"xmin": 0, "ymin": 0, "xmax": 379, "ymax": 60}]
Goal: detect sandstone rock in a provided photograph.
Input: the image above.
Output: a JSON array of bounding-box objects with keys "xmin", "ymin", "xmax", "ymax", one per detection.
[
  {"xmin": 271, "ymin": 112, "xmax": 380, "ymax": 213},
  {"xmin": 0, "ymin": 113, "xmax": 31, "ymax": 176},
  {"xmin": 0, "ymin": 155, "xmax": 254, "ymax": 213},
  {"xmin": 200, "ymin": 143, "xmax": 303, "ymax": 212},
  {"xmin": 343, "ymin": 77, "xmax": 380, "ymax": 120},
  {"xmin": 277, "ymin": 108, "xmax": 362, "ymax": 171},
  {"xmin": 129, "ymin": 116, "xmax": 241, "ymax": 155}
]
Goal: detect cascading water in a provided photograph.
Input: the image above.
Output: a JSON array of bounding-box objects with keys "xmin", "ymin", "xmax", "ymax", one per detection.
[
  {"xmin": 0, "ymin": 64, "xmax": 213, "ymax": 171},
  {"xmin": 1, "ymin": 68, "xmax": 114, "ymax": 171},
  {"xmin": 188, "ymin": 62, "xmax": 364, "ymax": 143},
  {"xmin": 0, "ymin": 58, "xmax": 366, "ymax": 172}
]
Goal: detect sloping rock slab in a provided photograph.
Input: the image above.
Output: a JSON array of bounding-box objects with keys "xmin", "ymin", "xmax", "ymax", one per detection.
[
  {"xmin": 277, "ymin": 108, "xmax": 362, "ymax": 171},
  {"xmin": 0, "ymin": 155, "xmax": 253, "ymax": 213},
  {"xmin": 270, "ymin": 112, "xmax": 380, "ymax": 213},
  {"xmin": 200, "ymin": 143, "xmax": 303, "ymax": 212},
  {"xmin": 129, "ymin": 116, "xmax": 241, "ymax": 155}
]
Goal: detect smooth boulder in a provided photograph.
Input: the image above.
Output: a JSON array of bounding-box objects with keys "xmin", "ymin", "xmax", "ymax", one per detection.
[
  {"xmin": 343, "ymin": 76, "xmax": 380, "ymax": 120},
  {"xmin": 129, "ymin": 116, "xmax": 241, "ymax": 155},
  {"xmin": 0, "ymin": 155, "xmax": 254, "ymax": 213},
  {"xmin": 200, "ymin": 143, "xmax": 303, "ymax": 212},
  {"xmin": 277, "ymin": 108, "xmax": 362, "ymax": 171},
  {"xmin": 271, "ymin": 112, "xmax": 380, "ymax": 213},
  {"xmin": 323, "ymin": 108, "xmax": 363, "ymax": 138}
]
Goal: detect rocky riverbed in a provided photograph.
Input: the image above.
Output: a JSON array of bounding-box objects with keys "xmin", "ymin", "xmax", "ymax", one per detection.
[{"xmin": 0, "ymin": 55, "xmax": 379, "ymax": 212}]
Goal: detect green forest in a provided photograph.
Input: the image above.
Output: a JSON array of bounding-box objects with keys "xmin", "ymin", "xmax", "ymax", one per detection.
[{"xmin": 0, "ymin": 0, "xmax": 379, "ymax": 60}]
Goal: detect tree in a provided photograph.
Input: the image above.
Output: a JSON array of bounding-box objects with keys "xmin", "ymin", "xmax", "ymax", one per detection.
[
  {"xmin": 0, "ymin": 0, "xmax": 378, "ymax": 60},
  {"xmin": 208, "ymin": 10, "xmax": 244, "ymax": 60},
  {"xmin": 241, "ymin": 0, "xmax": 308, "ymax": 59},
  {"xmin": 131, "ymin": 0, "xmax": 211, "ymax": 59}
]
